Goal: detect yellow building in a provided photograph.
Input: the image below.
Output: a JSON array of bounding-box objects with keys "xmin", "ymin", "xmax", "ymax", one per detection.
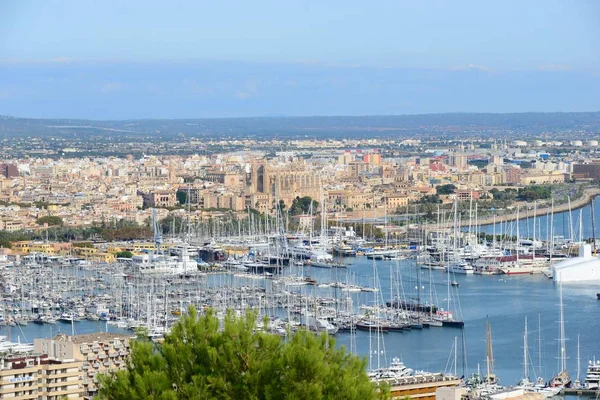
[
  {"xmin": 0, "ymin": 353, "xmax": 83, "ymax": 400},
  {"xmin": 72, "ymin": 246, "xmax": 98, "ymax": 257},
  {"xmin": 89, "ymin": 252, "xmax": 116, "ymax": 263},
  {"xmin": 30, "ymin": 243, "xmax": 58, "ymax": 255},
  {"xmin": 11, "ymin": 241, "xmax": 32, "ymax": 254},
  {"xmin": 384, "ymin": 194, "xmax": 409, "ymax": 210},
  {"xmin": 520, "ymin": 171, "xmax": 566, "ymax": 185}
]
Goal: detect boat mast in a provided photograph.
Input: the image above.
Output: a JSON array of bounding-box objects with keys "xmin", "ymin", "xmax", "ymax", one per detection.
[
  {"xmin": 591, "ymin": 197, "xmax": 597, "ymax": 254},
  {"xmin": 532, "ymin": 201, "xmax": 536, "ymax": 260},
  {"xmin": 486, "ymin": 319, "xmax": 495, "ymax": 380},
  {"xmin": 538, "ymin": 314, "xmax": 543, "ymax": 381},
  {"xmin": 516, "ymin": 206, "xmax": 520, "ymax": 265},
  {"xmin": 558, "ymin": 282, "xmax": 567, "ymax": 373},
  {"xmin": 579, "ymin": 209, "xmax": 583, "ymax": 244},
  {"xmin": 576, "ymin": 334, "xmax": 581, "ymax": 387},
  {"xmin": 550, "ymin": 199, "xmax": 554, "ymax": 262},
  {"xmin": 454, "ymin": 336, "xmax": 458, "ymax": 377},
  {"xmin": 568, "ymin": 197, "xmax": 574, "ymax": 243},
  {"xmin": 523, "ymin": 316, "xmax": 529, "ymax": 383}
]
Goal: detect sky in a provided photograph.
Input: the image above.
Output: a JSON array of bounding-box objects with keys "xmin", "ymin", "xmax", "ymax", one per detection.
[{"xmin": 1, "ymin": 0, "xmax": 600, "ymax": 119}]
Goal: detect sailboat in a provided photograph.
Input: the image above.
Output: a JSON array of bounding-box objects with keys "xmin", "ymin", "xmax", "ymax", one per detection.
[
  {"xmin": 518, "ymin": 316, "xmax": 533, "ymax": 387},
  {"xmin": 470, "ymin": 320, "xmax": 503, "ymax": 397},
  {"xmin": 550, "ymin": 283, "xmax": 571, "ymax": 388},
  {"xmin": 573, "ymin": 334, "xmax": 581, "ymax": 389},
  {"xmin": 518, "ymin": 316, "xmax": 562, "ymax": 398},
  {"xmin": 484, "ymin": 320, "xmax": 499, "ymax": 386}
]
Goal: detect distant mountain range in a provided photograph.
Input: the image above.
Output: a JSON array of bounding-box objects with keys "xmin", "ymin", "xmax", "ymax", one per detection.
[{"xmin": 1, "ymin": 112, "xmax": 599, "ymax": 139}]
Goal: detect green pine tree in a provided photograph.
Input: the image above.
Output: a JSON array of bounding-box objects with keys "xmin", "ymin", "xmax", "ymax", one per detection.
[{"xmin": 98, "ymin": 307, "xmax": 387, "ymax": 400}]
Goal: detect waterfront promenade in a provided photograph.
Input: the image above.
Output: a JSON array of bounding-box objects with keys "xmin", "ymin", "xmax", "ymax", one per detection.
[{"xmin": 441, "ymin": 186, "xmax": 600, "ymax": 228}]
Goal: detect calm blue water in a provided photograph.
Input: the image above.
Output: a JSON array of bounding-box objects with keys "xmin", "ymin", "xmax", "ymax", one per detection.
[
  {"xmin": 476, "ymin": 198, "xmax": 600, "ymax": 242},
  {"xmin": 1, "ymin": 321, "xmax": 129, "ymax": 345},
  {"xmin": 302, "ymin": 258, "xmax": 599, "ymax": 386}
]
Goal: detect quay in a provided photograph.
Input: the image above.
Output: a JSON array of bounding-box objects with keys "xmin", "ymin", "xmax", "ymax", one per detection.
[
  {"xmin": 379, "ymin": 375, "xmax": 461, "ymax": 400},
  {"xmin": 560, "ymin": 388, "xmax": 600, "ymax": 397}
]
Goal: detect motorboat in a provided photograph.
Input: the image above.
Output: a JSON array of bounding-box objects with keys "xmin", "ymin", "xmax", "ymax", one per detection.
[
  {"xmin": 447, "ymin": 260, "xmax": 474, "ymax": 275},
  {"xmin": 368, "ymin": 357, "xmax": 414, "ymax": 380}
]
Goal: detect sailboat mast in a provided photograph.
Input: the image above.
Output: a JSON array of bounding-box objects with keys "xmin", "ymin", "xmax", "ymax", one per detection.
[
  {"xmin": 454, "ymin": 336, "xmax": 458, "ymax": 377},
  {"xmin": 559, "ymin": 283, "xmax": 566, "ymax": 373},
  {"xmin": 576, "ymin": 334, "xmax": 580, "ymax": 383},
  {"xmin": 592, "ymin": 198, "xmax": 597, "ymax": 254},
  {"xmin": 538, "ymin": 314, "xmax": 543, "ymax": 379},
  {"xmin": 533, "ymin": 201, "xmax": 536, "ymax": 260},
  {"xmin": 486, "ymin": 320, "xmax": 494, "ymax": 378},
  {"xmin": 516, "ymin": 206, "xmax": 520, "ymax": 264},
  {"xmin": 524, "ymin": 316, "xmax": 529, "ymax": 382}
]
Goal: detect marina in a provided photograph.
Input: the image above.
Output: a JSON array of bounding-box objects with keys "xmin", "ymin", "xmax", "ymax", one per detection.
[
  {"xmin": 0, "ymin": 196, "xmax": 599, "ymax": 398},
  {"xmin": 0, "ymin": 250, "xmax": 598, "ymax": 391}
]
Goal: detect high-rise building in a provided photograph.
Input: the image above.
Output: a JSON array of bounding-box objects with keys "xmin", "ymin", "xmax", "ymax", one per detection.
[
  {"xmin": 0, "ymin": 163, "xmax": 18, "ymax": 178},
  {"xmin": 363, "ymin": 153, "xmax": 382, "ymax": 165},
  {"xmin": 448, "ymin": 152, "xmax": 468, "ymax": 170},
  {"xmin": 505, "ymin": 167, "xmax": 523, "ymax": 184}
]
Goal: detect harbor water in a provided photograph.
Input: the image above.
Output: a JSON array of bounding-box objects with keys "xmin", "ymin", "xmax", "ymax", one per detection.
[{"xmin": 3, "ymin": 256, "xmax": 598, "ymax": 388}]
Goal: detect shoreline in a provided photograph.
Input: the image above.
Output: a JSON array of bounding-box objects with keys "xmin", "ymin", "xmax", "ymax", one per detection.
[
  {"xmin": 417, "ymin": 186, "xmax": 600, "ymax": 229},
  {"xmin": 473, "ymin": 187, "xmax": 600, "ymax": 227}
]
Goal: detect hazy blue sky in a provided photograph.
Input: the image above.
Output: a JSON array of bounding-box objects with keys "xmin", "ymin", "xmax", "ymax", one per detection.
[{"xmin": 1, "ymin": 1, "xmax": 600, "ymax": 118}]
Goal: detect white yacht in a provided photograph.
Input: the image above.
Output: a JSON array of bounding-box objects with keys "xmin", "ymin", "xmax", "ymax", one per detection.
[
  {"xmin": 446, "ymin": 260, "xmax": 474, "ymax": 274},
  {"xmin": 584, "ymin": 359, "xmax": 600, "ymax": 389},
  {"xmin": 132, "ymin": 247, "xmax": 198, "ymax": 275},
  {"xmin": 368, "ymin": 357, "xmax": 414, "ymax": 380}
]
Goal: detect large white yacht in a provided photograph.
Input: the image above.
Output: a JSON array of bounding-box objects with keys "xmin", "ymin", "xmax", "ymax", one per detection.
[
  {"xmin": 446, "ymin": 260, "xmax": 474, "ymax": 274},
  {"xmin": 368, "ymin": 357, "xmax": 414, "ymax": 380},
  {"xmin": 132, "ymin": 247, "xmax": 197, "ymax": 275},
  {"xmin": 132, "ymin": 209, "xmax": 198, "ymax": 275},
  {"xmin": 585, "ymin": 359, "xmax": 600, "ymax": 390}
]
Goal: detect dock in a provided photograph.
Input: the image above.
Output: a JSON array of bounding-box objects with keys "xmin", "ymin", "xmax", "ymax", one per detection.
[{"xmin": 560, "ymin": 388, "xmax": 599, "ymax": 397}]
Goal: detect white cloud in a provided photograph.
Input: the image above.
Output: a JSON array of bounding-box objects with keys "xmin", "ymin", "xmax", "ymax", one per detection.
[{"xmin": 466, "ymin": 64, "xmax": 493, "ymax": 72}]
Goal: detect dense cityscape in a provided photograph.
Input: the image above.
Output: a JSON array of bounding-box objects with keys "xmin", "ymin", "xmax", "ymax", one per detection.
[
  {"xmin": 0, "ymin": 114, "xmax": 598, "ymax": 399},
  {"xmin": 3, "ymin": 1, "xmax": 600, "ymax": 399}
]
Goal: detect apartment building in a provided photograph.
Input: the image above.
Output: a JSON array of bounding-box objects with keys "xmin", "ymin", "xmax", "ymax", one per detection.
[
  {"xmin": 0, "ymin": 353, "xmax": 83, "ymax": 400},
  {"xmin": 34, "ymin": 333, "xmax": 132, "ymax": 399},
  {"xmin": 140, "ymin": 190, "xmax": 176, "ymax": 208},
  {"xmin": 0, "ymin": 164, "xmax": 19, "ymax": 178}
]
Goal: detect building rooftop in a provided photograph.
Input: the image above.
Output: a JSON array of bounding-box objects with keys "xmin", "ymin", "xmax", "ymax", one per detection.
[{"xmin": 52, "ymin": 332, "xmax": 133, "ymax": 344}]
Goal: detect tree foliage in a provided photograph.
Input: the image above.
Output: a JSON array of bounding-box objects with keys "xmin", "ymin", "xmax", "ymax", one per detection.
[
  {"xmin": 290, "ymin": 196, "xmax": 319, "ymax": 216},
  {"xmin": 115, "ymin": 251, "xmax": 133, "ymax": 259},
  {"xmin": 516, "ymin": 185, "xmax": 552, "ymax": 201},
  {"xmin": 417, "ymin": 194, "xmax": 442, "ymax": 204},
  {"xmin": 98, "ymin": 307, "xmax": 384, "ymax": 400},
  {"xmin": 36, "ymin": 215, "xmax": 63, "ymax": 226},
  {"xmin": 435, "ymin": 184, "xmax": 456, "ymax": 195}
]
